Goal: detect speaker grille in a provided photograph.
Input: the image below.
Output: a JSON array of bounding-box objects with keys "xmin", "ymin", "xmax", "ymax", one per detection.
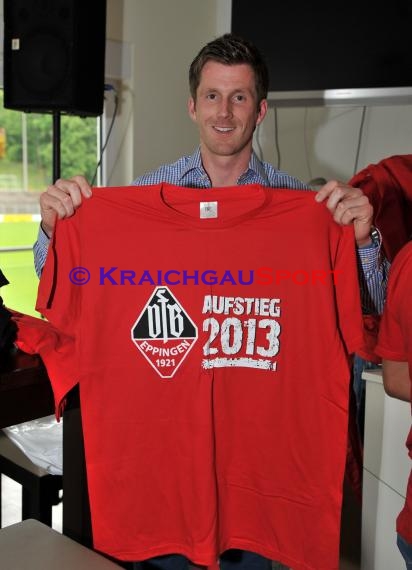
[{"xmin": 3, "ymin": 0, "xmax": 107, "ymax": 117}]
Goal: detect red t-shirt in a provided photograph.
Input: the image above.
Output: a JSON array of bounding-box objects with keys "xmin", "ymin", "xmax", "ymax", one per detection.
[
  {"xmin": 375, "ymin": 240, "xmax": 412, "ymax": 544},
  {"xmin": 9, "ymin": 310, "xmax": 75, "ymax": 418},
  {"xmin": 37, "ymin": 184, "xmax": 364, "ymax": 570}
]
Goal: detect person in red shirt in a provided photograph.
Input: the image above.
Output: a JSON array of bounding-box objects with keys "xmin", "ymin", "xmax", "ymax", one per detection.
[{"xmin": 375, "ymin": 240, "xmax": 412, "ymax": 569}]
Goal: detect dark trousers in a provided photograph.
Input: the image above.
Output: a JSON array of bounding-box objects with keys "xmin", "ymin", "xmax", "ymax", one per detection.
[{"xmin": 133, "ymin": 550, "xmax": 274, "ymax": 569}]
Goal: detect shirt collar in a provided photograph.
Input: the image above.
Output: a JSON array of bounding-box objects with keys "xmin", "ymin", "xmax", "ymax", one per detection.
[
  {"xmin": 244, "ymin": 151, "xmax": 271, "ymax": 185},
  {"xmin": 179, "ymin": 147, "xmax": 205, "ymax": 181},
  {"xmin": 179, "ymin": 147, "xmax": 270, "ymax": 186}
]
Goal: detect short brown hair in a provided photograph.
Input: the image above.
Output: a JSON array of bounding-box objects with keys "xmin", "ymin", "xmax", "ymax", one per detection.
[{"xmin": 189, "ymin": 33, "xmax": 269, "ymax": 105}]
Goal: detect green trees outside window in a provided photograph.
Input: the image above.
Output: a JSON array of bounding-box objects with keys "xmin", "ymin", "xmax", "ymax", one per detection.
[{"xmin": 0, "ymin": 90, "xmax": 99, "ymax": 315}]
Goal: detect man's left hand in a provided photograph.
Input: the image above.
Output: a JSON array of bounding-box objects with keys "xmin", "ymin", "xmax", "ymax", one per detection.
[{"xmin": 315, "ymin": 180, "xmax": 373, "ymax": 247}]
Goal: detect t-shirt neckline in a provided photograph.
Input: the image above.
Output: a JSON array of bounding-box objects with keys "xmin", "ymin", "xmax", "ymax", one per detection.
[{"xmin": 154, "ymin": 182, "xmax": 272, "ymax": 229}]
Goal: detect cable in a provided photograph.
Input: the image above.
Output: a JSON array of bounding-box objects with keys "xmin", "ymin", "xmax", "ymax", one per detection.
[
  {"xmin": 91, "ymin": 84, "xmax": 119, "ymax": 186},
  {"xmin": 303, "ymin": 107, "xmax": 313, "ymax": 181},
  {"xmin": 353, "ymin": 106, "xmax": 366, "ymax": 176},
  {"xmin": 273, "ymin": 106, "xmax": 281, "ymax": 169},
  {"xmin": 105, "ymin": 88, "xmax": 134, "ymax": 186}
]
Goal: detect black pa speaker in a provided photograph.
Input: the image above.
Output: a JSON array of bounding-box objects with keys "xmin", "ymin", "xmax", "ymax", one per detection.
[{"xmin": 3, "ymin": 0, "xmax": 107, "ymax": 117}]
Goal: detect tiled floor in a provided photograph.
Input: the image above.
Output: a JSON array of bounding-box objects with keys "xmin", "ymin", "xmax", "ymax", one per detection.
[{"xmin": 1, "ymin": 474, "xmax": 360, "ymax": 569}]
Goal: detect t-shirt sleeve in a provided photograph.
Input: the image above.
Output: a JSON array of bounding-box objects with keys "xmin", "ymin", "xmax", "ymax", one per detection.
[
  {"xmin": 334, "ymin": 225, "xmax": 365, "ymax": 355},
  {"xmin": 35, "ymin": 214, "xmax": 81, "ymax": 411},
  {"xmin": 12, "ymin": 310, "xmax": 78, "ymax": 418},
  {"xmin": 36, "ymin": 214, "xmax": 81, "ymax": 337}
]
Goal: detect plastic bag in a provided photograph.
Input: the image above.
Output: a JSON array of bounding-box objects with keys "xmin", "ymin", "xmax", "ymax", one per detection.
[{"xmin": 3, "ymin": 415, "xmax": 63, "ymax": 475}]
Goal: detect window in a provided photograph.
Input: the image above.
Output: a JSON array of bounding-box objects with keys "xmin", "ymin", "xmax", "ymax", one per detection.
[{"xmin": 0, "ymin": 89, "xmax": 98, "ymax": 316}]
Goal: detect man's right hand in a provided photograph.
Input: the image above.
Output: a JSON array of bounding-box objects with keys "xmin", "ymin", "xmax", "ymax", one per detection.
[{"xmin": 39, "ymin": 175, "xmax": 93, "ymax": 237}]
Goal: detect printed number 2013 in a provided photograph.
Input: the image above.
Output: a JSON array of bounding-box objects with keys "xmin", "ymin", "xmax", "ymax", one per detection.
[{"xmin": 203, "ymin": 317, "xmax": 280, "ymax": 357}]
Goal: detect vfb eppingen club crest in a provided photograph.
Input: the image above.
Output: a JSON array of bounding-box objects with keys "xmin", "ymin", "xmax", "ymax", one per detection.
[{"xmin": 131, "ymin": 287, "xmax": 198, "ymax": 379}]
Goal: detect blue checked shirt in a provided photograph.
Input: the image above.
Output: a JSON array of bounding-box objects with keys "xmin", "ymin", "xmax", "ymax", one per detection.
[{"xmin": 33, "ymin": 147, "xmax": 387, "ymax": 312}]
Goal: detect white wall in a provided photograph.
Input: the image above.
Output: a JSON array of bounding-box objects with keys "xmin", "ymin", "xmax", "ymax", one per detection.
[
  {"xmin": 257, "ymin": 104, "xmax": 412, "ymax": 184},
  {"xmin": 105, "ymin": 0, "xmax": 218, "ymax": 185},
  {"xmin": 105, "ymin": 0, "xmax": 412, "ymax": 187}
]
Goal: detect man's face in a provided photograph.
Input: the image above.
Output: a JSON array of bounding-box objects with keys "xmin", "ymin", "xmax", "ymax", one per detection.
[{"xmin": 188, "ymin": 61, "xmax": 267, "ymax": 159}]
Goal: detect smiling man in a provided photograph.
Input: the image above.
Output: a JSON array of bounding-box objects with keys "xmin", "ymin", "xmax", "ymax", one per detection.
[
  {"xmin": 187, "ymin": 59, "xmax": 267, "ymax": 186},
  {"xmin": 35, "ymin": 34, "xmax": 378, "ymax": 263}
]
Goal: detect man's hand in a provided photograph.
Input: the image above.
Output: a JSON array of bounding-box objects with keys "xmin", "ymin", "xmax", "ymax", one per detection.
[
  {"xmin": 315, "ymin": 180, "xmax": 373, "ymax": 247},
  {"xmin": 39, "ymin": 175, "xmax": 92, "ymax": 237}
]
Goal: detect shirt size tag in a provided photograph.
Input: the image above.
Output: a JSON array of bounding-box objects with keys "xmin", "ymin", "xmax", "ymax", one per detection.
[{"xmin": 200, "ymin": 201, "xmax": 218, "ymax": 219}]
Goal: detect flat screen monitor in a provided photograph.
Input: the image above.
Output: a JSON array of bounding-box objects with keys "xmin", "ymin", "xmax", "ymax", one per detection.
[{"xmin": 231, "ymin": 0, "xmax": 412, "ymax": 106}]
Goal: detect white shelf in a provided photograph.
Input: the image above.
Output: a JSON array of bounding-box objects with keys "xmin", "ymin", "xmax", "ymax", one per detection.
[{"xmin": 361, "ymin": 369, "xmax": 410, "ymax": 570}]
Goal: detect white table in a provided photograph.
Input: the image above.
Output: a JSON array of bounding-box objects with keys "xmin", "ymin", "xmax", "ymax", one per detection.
[{"xmin": 0, "ymin": 519, "xmax": 122, "ymax": 569}]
